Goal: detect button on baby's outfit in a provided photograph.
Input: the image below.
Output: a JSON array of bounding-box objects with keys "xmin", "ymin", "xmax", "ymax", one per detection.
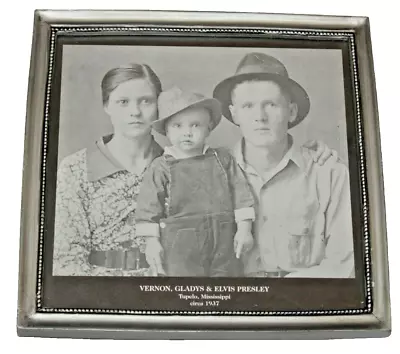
[
  {"xmin": 127, "ymin": 215, "xmax": 135, "ymax": 226},
  {"xmin": 160, "ymin": 222, "xmax": 166, "ymax": 229}
]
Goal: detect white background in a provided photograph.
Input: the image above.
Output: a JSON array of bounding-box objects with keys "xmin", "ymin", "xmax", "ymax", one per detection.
[{"xmin": 0, "ymin": 0, "xmax": 397, "ymax": 352}]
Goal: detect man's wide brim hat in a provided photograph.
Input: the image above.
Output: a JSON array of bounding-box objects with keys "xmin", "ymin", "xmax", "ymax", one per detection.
[
  {"xmin": 153, "ymin": 86, "xmax": 222, "ymax": 135},
  {"xmin": 213, "ymin": 52, "xmax": 310, "ymax": 129}
]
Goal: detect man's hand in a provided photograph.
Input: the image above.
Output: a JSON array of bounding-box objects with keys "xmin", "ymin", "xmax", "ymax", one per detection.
[
  {"xmin": 234, "ymin": 220, "xmax": 254, "ymax": 259},
  {"xmin": 303, "ymin": 139, "xmax": 339, "ymax": 165},
  {"xmin": 145, "ymin": 237, "xmax": 165, "ymax": 275}
]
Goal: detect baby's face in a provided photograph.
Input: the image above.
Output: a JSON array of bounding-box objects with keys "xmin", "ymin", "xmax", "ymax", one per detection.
[{"xmin": 166, "ymin": 107, "xmax": 212, "ymax": 153}]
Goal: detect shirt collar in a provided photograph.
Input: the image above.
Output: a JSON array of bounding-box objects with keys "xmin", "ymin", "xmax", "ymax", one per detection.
[
  {"xmin": 163, "ymin": 144, "xmax": 210, "ymax": 159},
  {"xmin": 286, "ymin": 137, "xmax": 309, "ymax": 172},
  {"xmin": 86, "ymin": 134, "xmax": 163, "ymax": 181},
  {"xmin": 232, "ymin": 135, "xmax": 310, "ymax": 176}
]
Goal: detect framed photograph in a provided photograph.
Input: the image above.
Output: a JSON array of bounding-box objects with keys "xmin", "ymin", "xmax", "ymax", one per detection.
[{"xmin": 17, "ymin": 9, "xmax": 391, "ymax": 339}]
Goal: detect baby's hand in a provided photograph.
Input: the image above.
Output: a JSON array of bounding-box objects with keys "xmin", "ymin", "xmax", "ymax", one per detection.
[
  {"xmin": 233, "ymin": 229, "xmax": 254, "ymax": 259},
  {"xmin": 145, "ymin": 237, "xmax": 166, "ymax": 275}
]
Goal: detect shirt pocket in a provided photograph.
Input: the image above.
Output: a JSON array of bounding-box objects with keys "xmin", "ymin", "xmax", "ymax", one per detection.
[
  {"xmin": 286, "ymin": 219, "xmax": 313, "ymax": 268},
  {"xmin": 275, "ymin": 198, "xmax": 320, "ymax": 270}
]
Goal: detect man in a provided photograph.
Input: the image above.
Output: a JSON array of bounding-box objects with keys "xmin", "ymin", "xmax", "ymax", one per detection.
[{"xmin": 213, "ymin": 52, "xmax": 354, "ymax": 278}]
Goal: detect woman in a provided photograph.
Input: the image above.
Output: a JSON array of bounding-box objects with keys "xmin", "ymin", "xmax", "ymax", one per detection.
[
  {"xmin": 53, "ymin": 63, "xmax": 163, "ymax": 276},
  {"xmin": 53, "ymin": 62, "xmax": 336, "ymax": 277}
]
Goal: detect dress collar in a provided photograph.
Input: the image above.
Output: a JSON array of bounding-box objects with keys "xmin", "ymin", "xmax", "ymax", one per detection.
[{"xmin": 86, "ymin": 134, "xmax": 163, "ymax": 181}]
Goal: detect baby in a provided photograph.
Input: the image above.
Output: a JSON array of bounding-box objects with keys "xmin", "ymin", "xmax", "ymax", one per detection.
[{"xmin": 135, "ymin": 86, "xmax": 255, "ymax": 277}]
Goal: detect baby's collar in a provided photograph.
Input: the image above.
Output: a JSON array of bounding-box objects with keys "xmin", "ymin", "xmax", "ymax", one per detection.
[{"xmin": 163, "ymin": 144, "xmax": 210, "ymax": 159}]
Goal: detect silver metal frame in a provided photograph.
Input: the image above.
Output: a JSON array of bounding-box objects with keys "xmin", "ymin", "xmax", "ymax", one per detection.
[{"xmin": 17, "ymin": 9, "xmax": 391, "ymax": 339}]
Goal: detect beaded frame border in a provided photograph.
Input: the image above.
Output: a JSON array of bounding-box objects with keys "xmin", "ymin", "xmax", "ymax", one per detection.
[{"xmin": 35, "ymin": 26, "xmax": 371, "ymax": 316}]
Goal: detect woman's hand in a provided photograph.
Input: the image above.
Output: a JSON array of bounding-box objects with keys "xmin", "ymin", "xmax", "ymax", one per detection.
[
  {"xmin": 303, "ymin": 139, "xmax": 339, "ymax": 165},
  {"xmin": 145, "ymin": 237, "xmax": 165, "ymax": 275}
]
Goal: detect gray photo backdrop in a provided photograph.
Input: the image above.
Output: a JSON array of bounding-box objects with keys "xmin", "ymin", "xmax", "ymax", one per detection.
[{"xmin": 58, "ymin": 45, "xmax": 348, "ymax": 164}]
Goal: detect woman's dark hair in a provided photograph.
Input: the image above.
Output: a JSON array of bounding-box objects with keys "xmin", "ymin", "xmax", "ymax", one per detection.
[{"xmin": 101, "ymin": 63, "xmax": 162, "ymax": 105}]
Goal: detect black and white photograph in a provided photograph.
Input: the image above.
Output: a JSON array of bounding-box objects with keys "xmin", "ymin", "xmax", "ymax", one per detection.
[
  {"xmin": 21, "ymin": 26, "xmax": 372, "ymax": 316},
  {"xmin": 52, "ymin": 45, "xmax": 356, "ymax": 280}
]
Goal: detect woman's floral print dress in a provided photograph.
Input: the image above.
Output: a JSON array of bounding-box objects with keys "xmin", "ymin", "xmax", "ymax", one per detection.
[{"xmin": 52, "ymin": 135, "xmax": 163, "ymax": 276}]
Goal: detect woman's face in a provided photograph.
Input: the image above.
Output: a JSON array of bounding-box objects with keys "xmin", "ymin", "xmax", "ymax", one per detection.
[{"xmin": 104, "ymin": 78, "xmax": 158, "ymax": 139}]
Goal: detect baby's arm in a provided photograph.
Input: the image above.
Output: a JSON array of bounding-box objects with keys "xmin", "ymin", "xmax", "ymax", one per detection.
[
  {"xmin": 135, "ymin": 158, "xmax": 169, "ymax": 275},
  {"xmin": 233, "ymin": 188, "xmax": 255, "ymax": 259},
  {"xmin": 234, "ymin": 219, "xmax": 254, "ymax": 259},
  {"xmin": 219, "ymin": 149, "xmax": 256, "ymax": 258}
]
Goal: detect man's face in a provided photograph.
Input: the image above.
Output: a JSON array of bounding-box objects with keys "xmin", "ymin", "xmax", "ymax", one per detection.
[{"xmin": 229, "ymin": 80, "xmax": 298, "ymax": 148}]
